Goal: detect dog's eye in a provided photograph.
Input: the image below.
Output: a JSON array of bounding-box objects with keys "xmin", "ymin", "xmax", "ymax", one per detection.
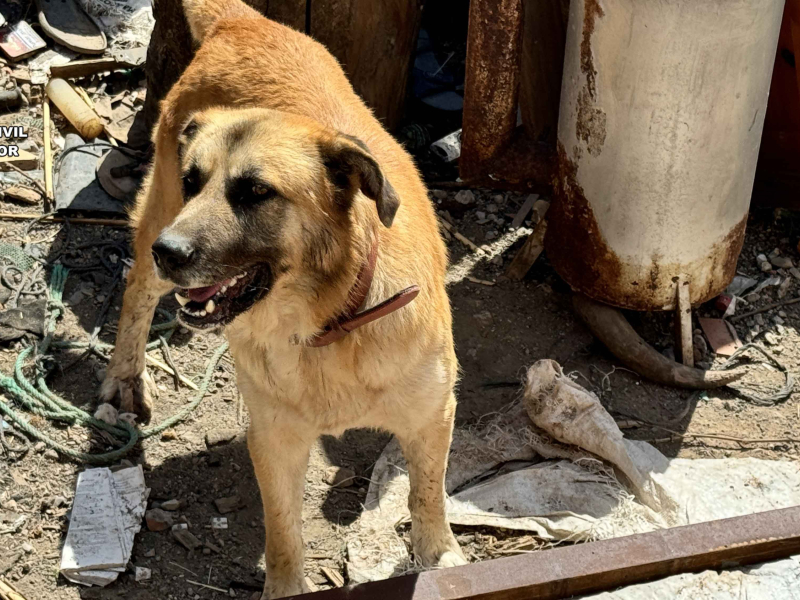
[
  {"xmin": 252, "ymin": 183, "xmax": 273, "ymax": 197},
  {"xmin": 182, "ymin": 167, "xmax": 202, "ymax": 199}
]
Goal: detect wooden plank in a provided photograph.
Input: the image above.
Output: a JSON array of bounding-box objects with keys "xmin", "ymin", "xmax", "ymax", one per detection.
[
  {"xmin": 510, "ymin": 194, "xmax": 537, "ymax": 228},
  {"xmin": 519, "ymin": 0, "xmax": 570, "ymax": 144},
  {"xmin": 506, "ymin": 199, "xmax": 550, "ymax": 280},
  {"xmin": 286, "ymin": 506, "xmax": 800, "ymax": 600},
  {"xmin": 310, "ymin": 0, "xmax": 422, "ymax": 131},
  {"xmin": 506, "ymin": 219, "xmax": 547, "ymax": 281},
  {"xmin": 676, "ymin": 276, "xmax": 694, "ymax": 367}
]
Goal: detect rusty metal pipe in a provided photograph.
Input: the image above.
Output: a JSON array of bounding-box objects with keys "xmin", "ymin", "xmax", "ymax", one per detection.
[
  {"xmin": 460, "ymin": 0, "xmax": 523, "ymax": 181},
  {"xmin": 573, "ymin": 294, "xmax": 746, "ymax": 389}
]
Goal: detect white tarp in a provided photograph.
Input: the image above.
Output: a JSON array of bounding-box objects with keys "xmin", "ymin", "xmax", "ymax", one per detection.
[{"xmin": 346, "ymin": 360, "xmax": 800, "ymax": 592}]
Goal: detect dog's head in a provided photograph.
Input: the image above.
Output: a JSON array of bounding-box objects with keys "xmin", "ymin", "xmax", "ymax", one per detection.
[{"xmin": 152, "ymin": 107, "xmax": 399, "ymax": 330}]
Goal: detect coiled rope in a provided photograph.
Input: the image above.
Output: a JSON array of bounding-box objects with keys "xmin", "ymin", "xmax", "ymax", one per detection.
[{"xmin": 0, "ymin": 264, "xmax": 228, "ymax": 464}]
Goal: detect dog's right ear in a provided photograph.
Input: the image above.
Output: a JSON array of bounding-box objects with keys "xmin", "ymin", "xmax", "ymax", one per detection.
[{"xmin": 177, "ymin": 116, "xmax": 201, "ymax": 162}]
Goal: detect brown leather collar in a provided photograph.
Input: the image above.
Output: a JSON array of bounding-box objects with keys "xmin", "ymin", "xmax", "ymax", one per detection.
[{"xmin": 306, "ymin": 235, "xmax": 420, "ymax": 347}]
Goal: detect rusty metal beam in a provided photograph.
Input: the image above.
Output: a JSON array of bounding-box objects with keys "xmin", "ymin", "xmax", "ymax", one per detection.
[
  {"xmin": 460, "ymin": 0, "xmax": 524, "ymax": 181},
  {"xmin": 287, "ymin": 506, "xmax": 800, "ymax": 600}
]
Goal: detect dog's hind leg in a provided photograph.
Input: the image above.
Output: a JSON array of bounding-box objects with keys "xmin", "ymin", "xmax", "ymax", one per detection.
[
  {"xmin": 396, "ymin": 391, "xmax": 467, "ymax": 568},
  {"xmin": 100, "ymin": 139, "xmax": 183, "ymax": 419}
]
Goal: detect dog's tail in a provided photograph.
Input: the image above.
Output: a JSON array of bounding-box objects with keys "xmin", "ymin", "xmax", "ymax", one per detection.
[{"xmin": 182, "ymin": 0, "xmax": 259, "ymax": 44}]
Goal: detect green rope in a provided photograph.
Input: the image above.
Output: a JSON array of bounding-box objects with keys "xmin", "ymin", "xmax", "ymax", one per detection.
[{"xmin": 0, "ymin": 264, "xmax": 228, "ymax": 465}]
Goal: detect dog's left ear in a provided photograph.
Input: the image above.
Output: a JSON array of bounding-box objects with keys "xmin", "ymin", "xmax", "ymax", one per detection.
[{"xmin": 321, "ymin": 134, "xmax": 400, "ymax": 227}]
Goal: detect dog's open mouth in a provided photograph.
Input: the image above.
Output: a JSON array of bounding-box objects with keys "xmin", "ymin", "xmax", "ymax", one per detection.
[{"xmin": 175, "ymin": 265, "xmax": 271, "ymax": 330}]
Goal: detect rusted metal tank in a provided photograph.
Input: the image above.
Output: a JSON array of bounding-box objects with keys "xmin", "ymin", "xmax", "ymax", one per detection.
[{"xmin": 546, "ymin": 0, "xmax": 785, "ymax": 311}]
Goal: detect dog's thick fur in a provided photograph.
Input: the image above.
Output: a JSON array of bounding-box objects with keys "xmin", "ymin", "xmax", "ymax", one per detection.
[{"xmin": 101, "ymin": 0, "xmax": 464, "ymax": 596}]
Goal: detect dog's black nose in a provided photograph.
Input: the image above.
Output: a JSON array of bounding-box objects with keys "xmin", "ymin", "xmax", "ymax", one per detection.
[{"xmin": 152, "ymin": 232, "xmax": 195, "ymax": 272}]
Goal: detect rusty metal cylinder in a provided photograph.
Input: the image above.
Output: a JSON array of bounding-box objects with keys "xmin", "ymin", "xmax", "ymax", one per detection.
[{"xmin": 546, "ymin": 0, "xmax": 785, "ymax": 310}]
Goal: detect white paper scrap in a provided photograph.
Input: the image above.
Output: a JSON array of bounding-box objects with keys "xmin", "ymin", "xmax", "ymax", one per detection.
[{"xmin": 60, "ymin": 466, "xmax": 149, "ymax": 587}]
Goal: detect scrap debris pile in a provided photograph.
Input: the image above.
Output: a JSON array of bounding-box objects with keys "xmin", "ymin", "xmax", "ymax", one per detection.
[{"xmin": 0, "ymin": 0, "xmax": 151, "ymax": 220}]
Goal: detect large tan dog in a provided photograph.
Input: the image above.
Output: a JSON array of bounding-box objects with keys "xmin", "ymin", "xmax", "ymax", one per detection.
[{"xmin": 100, "ymin": 0, "xmax": 465, "ymax": 596}]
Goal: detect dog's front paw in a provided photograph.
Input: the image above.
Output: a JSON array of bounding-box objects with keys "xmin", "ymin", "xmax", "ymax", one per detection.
[
  {"xmin": 413, "ymin": 531, "xmax": 467, "ymax": 569},
  {"xmin": 99, "ymin": 368, "xmax": 157, "ymax": 421},
  {"xmin": 432, "ymin": 549, "xmax": 468, "ymax": 568}
]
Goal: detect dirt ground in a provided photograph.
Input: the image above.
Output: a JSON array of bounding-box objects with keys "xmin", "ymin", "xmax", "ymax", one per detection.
[{"xmin": 1, "ymin": 177, "xmax": 799, "ymax": 600}]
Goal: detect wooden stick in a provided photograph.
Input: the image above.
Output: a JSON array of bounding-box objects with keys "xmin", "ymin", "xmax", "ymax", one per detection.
[
  {"xmin": 676, "ymin": 276, "xmax": 694, "ymax": 367},
  {"xmin": 145, "ymin": 354, "xmax": 199, "ymax": 391},
  {"xmin": 0, "ymin": 579, "xmax": 27, "ymax": 600},
  {"xmin": 438, "ymin": 217, "xmax": 484, "ymax": 254},
  {"xmin": 0, "ymin": 213, "xmax": 128, "ymax": 227},
  {"xmin": 285, "ymin": 506, "xmax": 800, "ymax": 600},
  {"xmin": 187, "ymin": 580, "xmax": 228, "ymax": 594},
  {"xmin": 730, "ymin": 296, "xmax": 800, "ymax": 322},
  {"xmin": 43, "ymin": 98, "xmax": 53, "ymax": 208}
]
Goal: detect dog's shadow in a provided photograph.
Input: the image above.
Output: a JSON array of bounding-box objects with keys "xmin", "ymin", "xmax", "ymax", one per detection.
[{"xmin": 319, "ymin": 429, "xmax": 391, "ymax": 525}]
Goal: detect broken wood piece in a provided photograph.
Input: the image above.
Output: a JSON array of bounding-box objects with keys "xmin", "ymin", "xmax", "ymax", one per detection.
[
  {"xmin": 572, "ymin": 293, "xmax": 746, "ymax": 389},
  {"xmin": 506, "ymin": 215, "xmax": 549, "ymax": 281},
  {"xmin": 698, "ymin": 317, "xmax": 742, "ymax": 357},
  {"xmin": 0, "ymin": 150, "xmax": 38, "ymax": 172},
  {"xmin": 438, "ymin": 217, "xmax": 484, "ymax": 254},
  {"xmin": 0, "ymin": 213, "xmax": 127, "ymax": 227},
  {"xmin": 676, "ymin": 276, "xmax": 694, "ymax": 367},
  {"xmin": 145, "ymin": 354, "xmax": 199, "ymax": 390},
  {"xmin": 320, "ymin": 567, "xmax": 345, "ymax": 588},
  {"xmin": 2, "ymin": 186, "xmax": 41, "ymax": 205},
  {"xmin": 511, "ymin": 194, "xmax": 538, "ymax": 228},
  {"xmin": 287, "ymin": 506, "xmax": 800, "ymax": 600}
]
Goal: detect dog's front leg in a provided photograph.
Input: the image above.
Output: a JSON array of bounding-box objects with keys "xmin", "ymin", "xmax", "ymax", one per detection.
[
  {"xmin": 396, "ymin": 391, "xmax": 467, "ymax": 569},
  {"xmin": 247, "ymin": 408, "xmax": 314, "ymax": 598},
  {"xmin": 101, "ymin": 152, "xmax": 182, "ymax": 418}
]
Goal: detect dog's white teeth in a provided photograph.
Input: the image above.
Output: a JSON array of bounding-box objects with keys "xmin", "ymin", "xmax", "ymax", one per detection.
[
  {"xmin": 205, "ymin": 299, "xmax": 215, "ymax": 313},
  {"xmin": 175, "ymin": 293, "xmax": 190, "ymax": 306},
  {"xmin": 200, "ymin": 310, "xmax": 207, "ymax": 317},
  {"xmin": 220, "ymin": 285, "xmax": 228, "ymax": 293},
  {"xmin": 225, "ymin": 278, "xmax": 236, "ymax": 286}
]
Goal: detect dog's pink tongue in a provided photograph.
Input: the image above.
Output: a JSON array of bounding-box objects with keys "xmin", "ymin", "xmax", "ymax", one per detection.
[{"xmin": 186, "ymin": 283, "xmax": 221, "ymax": 303}]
